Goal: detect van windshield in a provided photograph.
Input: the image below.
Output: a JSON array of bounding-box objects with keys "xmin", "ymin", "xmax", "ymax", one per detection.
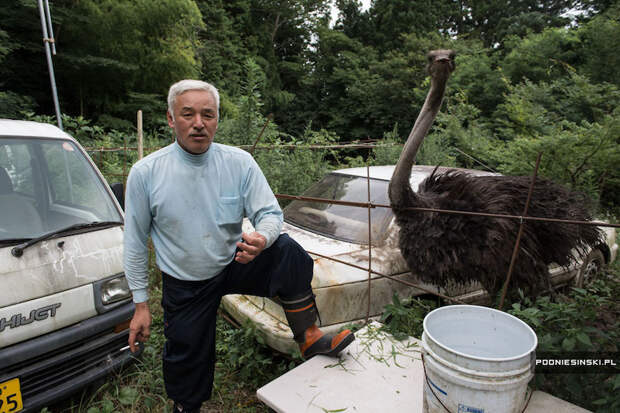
[
  {"xmin": 0, "ymin": 138, "xmax": 122, "ymax": 241},
  {"xmin": 284, "ymin": 173, "xmax": 393, "ymax": 245}
]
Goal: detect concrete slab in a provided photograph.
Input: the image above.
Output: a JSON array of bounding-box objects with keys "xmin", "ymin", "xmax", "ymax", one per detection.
[
  {"xmin": 525, "ymin": 391, "xmax": 590, "ymax": 413},
  {"xmin": 257, "ymin": 322, "xmax": 424, "ymax": 413},
  {"xmin": 257, "ymin": 322, "xmax": 591, "ymax": 413}
]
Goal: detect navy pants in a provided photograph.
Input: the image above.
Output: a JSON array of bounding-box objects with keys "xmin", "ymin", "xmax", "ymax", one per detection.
[{"xmin": 161, "ymin": 234, "xmax": 313, "ymax": 410}]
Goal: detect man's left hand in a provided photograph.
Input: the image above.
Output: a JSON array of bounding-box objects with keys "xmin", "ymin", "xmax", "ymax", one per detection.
[{"xmin": 235, "ymin": 232, "xmax": 267, "ymax": 264}]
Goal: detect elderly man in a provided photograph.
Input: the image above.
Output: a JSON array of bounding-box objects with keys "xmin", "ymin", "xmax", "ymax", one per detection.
[{"xmin": 123, "ymin": 79, "xmax": 354, "ymax": 413}]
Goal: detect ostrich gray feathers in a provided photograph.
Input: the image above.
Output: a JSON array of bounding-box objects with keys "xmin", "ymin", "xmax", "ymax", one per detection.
[{"xmin": 392, "ymin": 168, "xmax": 603, "ymax": 295}]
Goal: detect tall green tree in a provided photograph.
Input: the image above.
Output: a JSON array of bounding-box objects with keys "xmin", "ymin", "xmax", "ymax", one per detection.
[
  {"xmin": 501, "ymin": 27, "xmax": 582, "ymax": 84},
  {"xmin": 366, "ymin": 0, "xmax": 458, "ymax": 51},
  {"xmin": 54, "ymin": 0, "xmax": 204, "ymax": 123},
  {"xmin": 447, "ymin": 40, "xmax": 507, "ymax": 119},
  {"xmin": 0, "ymin": 1, "xmax": 50, "ymax": 116},
  {"xmin": 0, "ymin": 0, "xmax": 203, "ymax": 126},
  {"xmin": 459, "ymin": 0, "xmax": 576, "ymax": 47},
  {"xmin": 577, "ymin": 3, "xmax": 620, "ymax": 86},
  {"xmin": 290, "ymin": 26, "xmax": 455, "ymax": 141},
  {"xmin": 0, "ymin": 22, "xmax": 35, "ymax": 118},
  {"xmin": 201, "ymin": 0, "xmax": 330, "ymax": 124},
  {"xmin": 334, "ymin": 0, "xmax": 458, "ymax": 52},
  {"xmin": 194, "ymin": 0, "xmax": 249, "ymax": 96},
  {"xmin": 333, "ymin": 0, "xmax": 373, "ymax": 41}
]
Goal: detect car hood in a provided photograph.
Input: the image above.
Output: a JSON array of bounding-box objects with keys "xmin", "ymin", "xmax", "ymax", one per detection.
[
  {"xmin": 282, "ymin": 221, "xmax": 410, "ymax": 288},
  {"xmin": 0, "ymin": 226, "xmax": 124, "ymax": 307}
]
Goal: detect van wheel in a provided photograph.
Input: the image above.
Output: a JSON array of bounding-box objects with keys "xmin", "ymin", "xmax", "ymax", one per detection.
[{"xmin": 573, "ymin": 249, "xmax": 605, "ymax": 288}]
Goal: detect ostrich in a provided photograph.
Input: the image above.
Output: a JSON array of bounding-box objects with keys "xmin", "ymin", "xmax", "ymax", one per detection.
[{"xmin": 388, "ymin": 50, "xmax": 603, "ymax": 295}]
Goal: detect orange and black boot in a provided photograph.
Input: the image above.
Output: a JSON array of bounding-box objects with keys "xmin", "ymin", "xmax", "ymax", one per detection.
[{"xmin": 281, "ymin": 292, "xmax": 355, "ymax": 359}]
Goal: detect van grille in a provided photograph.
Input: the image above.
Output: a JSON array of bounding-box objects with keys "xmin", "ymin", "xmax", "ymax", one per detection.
[{"xmin": 1, "ymin": 329, "xmax": 132, "ymax": 411}]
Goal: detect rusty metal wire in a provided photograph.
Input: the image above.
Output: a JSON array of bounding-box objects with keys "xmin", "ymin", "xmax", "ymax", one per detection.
[
  {"xmin": 306, "ymin": 250, "xmax": 465, "ymax": 304},
  {"xmin": 276, "ymin": 194, "xmax": 620, "ymax": 229},
  {"xmin": 83, "ymin": 140, "xmax": 400, "ymax": 153},
  {"xmin": 498, "ymin": 152, "xmax": 542, "ymax": 310}
]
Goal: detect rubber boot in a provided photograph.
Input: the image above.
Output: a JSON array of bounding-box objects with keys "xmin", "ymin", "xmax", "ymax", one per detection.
[{"xmin": 281, "ymin": 292, "xmax": 355, "ymax": 359}]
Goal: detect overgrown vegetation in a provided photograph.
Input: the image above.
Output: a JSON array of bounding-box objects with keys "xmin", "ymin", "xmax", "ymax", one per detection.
[{"xmin": 379, "ymin": 294, "xmax": 440, "ymax": 340}]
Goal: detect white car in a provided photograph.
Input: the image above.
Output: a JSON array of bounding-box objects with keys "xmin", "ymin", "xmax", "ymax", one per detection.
[{"xmin": 221, "ymin": 165, "xmax": 618, "ymax": 354}]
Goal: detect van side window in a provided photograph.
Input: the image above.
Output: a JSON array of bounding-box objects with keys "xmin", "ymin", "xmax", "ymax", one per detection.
[
  {"xmin": 0, "ymin": 142, "xmax": 44, "ymax": 237},
  {"xmin": 0, "ymin": 143, "xmax": 35, "ymax": 197}
]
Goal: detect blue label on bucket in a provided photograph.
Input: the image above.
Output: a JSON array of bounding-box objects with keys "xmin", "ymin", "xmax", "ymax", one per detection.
[
  {"xmin": 427, "ymin": 378, "xmax": 447, "ymax": 395},
  {"xmin": 458, "ymin": 404, "xmax": 484, "ymax": 413}
]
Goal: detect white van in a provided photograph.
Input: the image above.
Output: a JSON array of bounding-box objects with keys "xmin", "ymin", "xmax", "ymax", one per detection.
[{"xmin": 0, "ymin": 120, "xmax": 137, "ymax": 413}]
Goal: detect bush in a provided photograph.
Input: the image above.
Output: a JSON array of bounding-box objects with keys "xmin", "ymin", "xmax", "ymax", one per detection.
[{"xmin": 508, "ymin": 271, "xmax": 619, "ymax": 411}]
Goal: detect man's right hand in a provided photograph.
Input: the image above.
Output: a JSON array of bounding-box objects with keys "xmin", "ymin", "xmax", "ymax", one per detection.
[{"xmin": 128, "ymin": 301, "xmax": 152, "ymax": 353}]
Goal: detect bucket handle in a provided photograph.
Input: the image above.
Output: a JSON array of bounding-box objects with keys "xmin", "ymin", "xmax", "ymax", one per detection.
[{"xmin": 422, "ymin": 352, "xmax": 454, "ymax": 413}]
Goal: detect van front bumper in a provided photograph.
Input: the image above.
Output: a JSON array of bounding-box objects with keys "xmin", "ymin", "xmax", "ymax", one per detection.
[{"xmin": 0, "ymin": 301, "xmax": 141, "ymax": 413}]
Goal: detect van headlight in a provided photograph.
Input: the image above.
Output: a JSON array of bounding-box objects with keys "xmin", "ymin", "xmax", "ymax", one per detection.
[
  {"xmin": 94, "ymin": 274, "xmax": 132, "ymax": 313},
  {"xmin": 101, "ymin": 276, "xmax": 131, "ymax": 304}
]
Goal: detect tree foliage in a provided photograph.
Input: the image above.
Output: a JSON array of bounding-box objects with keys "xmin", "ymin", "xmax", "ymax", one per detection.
[
  {"xmin": 2, "ymin": 0, "xmax": 619, "ymax": 213},
  {"xmin": 55, "ymin": 0, "xmax": 203, "ymax": 122}
]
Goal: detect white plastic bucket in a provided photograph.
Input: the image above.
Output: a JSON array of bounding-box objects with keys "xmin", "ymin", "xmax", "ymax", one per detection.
[{"xmin": 422, "ymin": 305, "xmax": 537, "ymax": 413}]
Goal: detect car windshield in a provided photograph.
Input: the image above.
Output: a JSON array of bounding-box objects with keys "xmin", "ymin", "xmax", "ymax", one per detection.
[
  {"xmin": 0, "ymin": 137, "xmax": 122, "ymax": 241},
  {"xmin": 284, "ymin": 173, "xmax": 393, "ymax": 245}
]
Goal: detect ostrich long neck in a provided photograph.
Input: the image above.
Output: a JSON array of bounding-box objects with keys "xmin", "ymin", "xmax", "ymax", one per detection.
[{"xmin": 389, "ymin": 62, "xmax": 451, "ymax": 207}]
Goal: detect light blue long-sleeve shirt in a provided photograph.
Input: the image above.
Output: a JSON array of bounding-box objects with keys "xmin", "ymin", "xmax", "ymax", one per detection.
[{"xmin": 123, "ymin": 141, "xmax": 283, "ymax": 303}]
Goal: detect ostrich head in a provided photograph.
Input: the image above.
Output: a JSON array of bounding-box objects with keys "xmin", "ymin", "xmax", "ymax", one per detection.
[{"xmin": 388, "ymin": 49, "xmax": 456, "ymax": 208}]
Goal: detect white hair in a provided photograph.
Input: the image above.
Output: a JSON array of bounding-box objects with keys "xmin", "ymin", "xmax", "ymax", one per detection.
[{"xmin": 167, "ymin": 79, "xmax": 220, "ymax": 119}]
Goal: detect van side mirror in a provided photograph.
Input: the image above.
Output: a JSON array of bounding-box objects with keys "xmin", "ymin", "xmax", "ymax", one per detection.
[{"xmin": 110, "ymin": 183, "xmax": 125, "ymax": 211}]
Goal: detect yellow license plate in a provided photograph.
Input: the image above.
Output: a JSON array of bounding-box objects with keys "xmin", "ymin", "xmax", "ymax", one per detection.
[{"xmin": 0, "ymin": 378, "xmax": 22, "ymax": 413}]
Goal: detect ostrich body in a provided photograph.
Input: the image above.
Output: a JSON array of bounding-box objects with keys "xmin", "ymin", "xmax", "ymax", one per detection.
[{"xmin": 388, "ymin": 50, "xmax": 602, "ymax": 295}]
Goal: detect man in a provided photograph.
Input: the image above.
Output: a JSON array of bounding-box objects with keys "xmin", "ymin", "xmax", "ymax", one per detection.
[{"xmin": 124, "ymin": 79, "xmax": 354, "ymax": 413}]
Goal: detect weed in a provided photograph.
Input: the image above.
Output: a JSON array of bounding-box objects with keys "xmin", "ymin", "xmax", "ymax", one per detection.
[
  {"xmin": 215, "ymin": 318, "xmax": 302, "ymax": 389},
  {"xmin": 507, "ymin": 271, "xmax": 619, "ymax": 412},
  {"xmin": 379, "ymin": 294, "xmax": 439, "ymax": 340}
]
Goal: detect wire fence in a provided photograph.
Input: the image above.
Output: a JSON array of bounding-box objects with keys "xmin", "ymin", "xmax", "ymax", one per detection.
[
  {"xmin": 84, "ymin": 139, "xmax": 402, "ymax": 182},
  {"xmin": 87, "ymin": 139, "xmax": 619, "ymax": 317}
]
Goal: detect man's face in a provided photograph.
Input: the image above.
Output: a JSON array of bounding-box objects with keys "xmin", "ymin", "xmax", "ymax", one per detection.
[{"xmin": 167, "ymin": 89, "xmax": 218, "ymax": 154}]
